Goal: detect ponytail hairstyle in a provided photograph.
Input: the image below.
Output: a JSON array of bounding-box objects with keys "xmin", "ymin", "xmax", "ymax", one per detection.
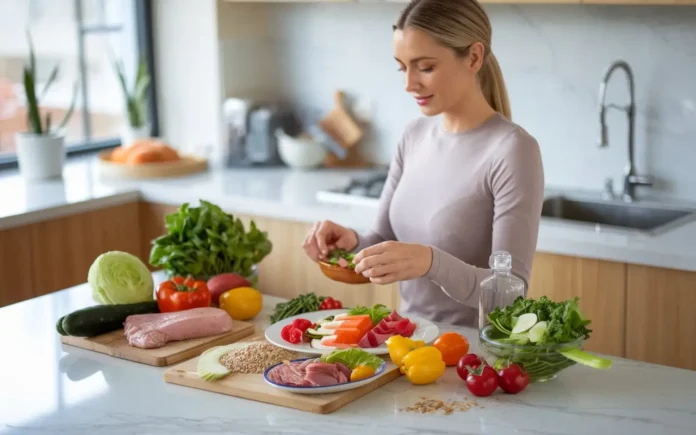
[{"xmin": 394, "ymin": 0, "xmax": 511, "ymax": 120}]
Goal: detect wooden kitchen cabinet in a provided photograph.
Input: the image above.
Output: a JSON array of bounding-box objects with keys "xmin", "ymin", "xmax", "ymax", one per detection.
[
  {"xmin": 0, "ymin": 226, "xmax": 35, "ymax": 308},
  {"xmin": 29, "ymin": 202, "xmax": 141, "ymax": 297},
  {"xmin": 626, "ymin": 265, "xmax": 696, "ymax": 371},
  {"xmin": 528, "ymin": 252, "xmax": 627, "ymax": 358}
]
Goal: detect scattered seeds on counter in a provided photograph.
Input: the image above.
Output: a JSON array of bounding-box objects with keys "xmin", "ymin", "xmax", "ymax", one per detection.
[
  {"xmin": 219, "ymin": 342, "xmax": 299, "ymax": 374},
  {"xmin": 400, "ymin": 397, "xmax": 479, "ymax": 415}
]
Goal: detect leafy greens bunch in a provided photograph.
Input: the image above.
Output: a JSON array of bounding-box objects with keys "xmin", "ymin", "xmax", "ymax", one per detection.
[
  {"xmin": 487, "ymin": 295, "xmax": 592, "ymax": 345},
  {"xmin": 149, "ymin": 200, "xmax": 272, "ymax": 279}
]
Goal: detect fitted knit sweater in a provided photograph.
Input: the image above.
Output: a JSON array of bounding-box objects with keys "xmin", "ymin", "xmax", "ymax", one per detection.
[{"xmin": 354, "ymin": 112, "xmax": 545, "ymax": 327}]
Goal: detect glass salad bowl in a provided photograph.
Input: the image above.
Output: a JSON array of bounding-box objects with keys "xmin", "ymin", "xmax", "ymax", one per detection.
[{"xmin": 478, "ymin": 324, "xmax": 585, "ymax": 383}]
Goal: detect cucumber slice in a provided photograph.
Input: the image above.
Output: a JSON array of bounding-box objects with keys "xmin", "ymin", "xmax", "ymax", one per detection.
[
  {"xmin": 511, "ymin": 313, "xmax": 538, "ymax": 334},
  {"xmin": 559, "ymin": 348, "xmax": 613, "ymax": 370},
  {"xmin": 528, "ymin": 321, "xmax": 547, "ymax": 343},
  {"xmin": 306, "ymin": 326, "xmax": 333, "ymax": 336},
  {"xmin": 197, "ymin": 343, "xmax": 248, "ymax": 382}
]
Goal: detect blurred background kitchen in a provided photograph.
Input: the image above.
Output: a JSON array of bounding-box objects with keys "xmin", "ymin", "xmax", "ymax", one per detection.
[{"xmin": 1, "ymin": 1, "xmax": 695, "ymax": 372}]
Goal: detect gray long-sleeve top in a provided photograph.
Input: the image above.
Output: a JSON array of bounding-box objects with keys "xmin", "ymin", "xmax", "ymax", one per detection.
[{"xmin": 354, "ymin": 112, "xmax": 545, "ymax": 327}]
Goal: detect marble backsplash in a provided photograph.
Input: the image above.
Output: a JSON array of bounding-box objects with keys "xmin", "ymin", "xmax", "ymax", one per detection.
[{"xmin": 220, "ymin": 3, "xmax": 696, "ymax": 201}]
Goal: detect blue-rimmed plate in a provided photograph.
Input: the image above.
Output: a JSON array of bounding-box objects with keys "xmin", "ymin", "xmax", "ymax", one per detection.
[{"xmin": 263, "ymin": 357, "xmax": 388, "ymax": 395}]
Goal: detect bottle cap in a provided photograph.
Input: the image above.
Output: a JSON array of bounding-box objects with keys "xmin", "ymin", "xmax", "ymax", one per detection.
[{"xmin": 489, "ymin": 250, "xmax": 512, "ymax": 271}]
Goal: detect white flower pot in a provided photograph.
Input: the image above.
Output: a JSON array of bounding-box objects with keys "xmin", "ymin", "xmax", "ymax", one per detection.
[
  {"xmin": 15, "ymin": 132, "xmax": 66, "ymax": 181},
  {"xmin": 121, "ymin": 124, "xmax": 150, "ymax": 147}
]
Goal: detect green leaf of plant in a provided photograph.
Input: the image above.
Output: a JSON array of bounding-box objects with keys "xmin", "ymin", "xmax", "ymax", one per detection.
[
  {"xmin": 41, "ymin": 65, "xmax": 59, "ymax": 101},
  {"xmin": 56, "ymin": 81, "xmax": 78, "ymax": 132}
]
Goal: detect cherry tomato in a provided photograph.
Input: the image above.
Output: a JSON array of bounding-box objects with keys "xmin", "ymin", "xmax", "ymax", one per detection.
[
  {"xmin": 288, "ymin": 327, "xmax": 303, "ymax": 344},
  {"xmin": 292, "ymin": 318, "xmax": 312, "ymax": 332},
  {"xmin": 319, "ymin": 297, "xmax": 343, "ymax": 310},
  {"xmin": 498, "ymin": 363, "xmax": 530, "ymax": 394},
  {"xmin": 456, "ymin": 353, "xmax": 483, "ymax": 380},
  {"xmin": 465, "ymin": 365, "xmax": 499, "ymax": 397},
  {"xmin": 281, "ymin": 324, "xmax": 295, "ymax": 343}
]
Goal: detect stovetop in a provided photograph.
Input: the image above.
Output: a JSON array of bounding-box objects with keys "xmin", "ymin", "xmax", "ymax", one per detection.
[{"xmin": 315, "ymin": 172, "xmax": 387, "ymax": 207}]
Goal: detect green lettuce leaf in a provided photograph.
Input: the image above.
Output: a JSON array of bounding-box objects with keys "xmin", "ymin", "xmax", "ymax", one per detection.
[
  {"xmin": 347, "ymin": 304, "xmax": 392, "ymax": 325},
  {"xmin": 320, "ymin": 349, "xmax": 384, "ymax": 370}
]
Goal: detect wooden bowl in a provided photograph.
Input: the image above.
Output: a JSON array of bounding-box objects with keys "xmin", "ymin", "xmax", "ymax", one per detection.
[{"xmin": 318, "ymin": 261, "xmax": 371, "ymax": 285}]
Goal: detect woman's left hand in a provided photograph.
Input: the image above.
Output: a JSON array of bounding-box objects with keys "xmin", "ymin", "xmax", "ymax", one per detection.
[{"xmin": 353, "ymin": 241, "xmax": 433, "ymax": 285}]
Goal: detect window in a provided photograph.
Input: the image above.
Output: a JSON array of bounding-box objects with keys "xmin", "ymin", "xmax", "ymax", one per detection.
[{"xmin": 0, "ymin": 0, "xmax": 157, "ymax": 168}]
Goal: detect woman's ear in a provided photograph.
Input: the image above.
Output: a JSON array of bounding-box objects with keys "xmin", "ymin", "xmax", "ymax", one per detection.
[{"xmin": 467, "ymin": 42, "xmax": 486, "ymax": 73}]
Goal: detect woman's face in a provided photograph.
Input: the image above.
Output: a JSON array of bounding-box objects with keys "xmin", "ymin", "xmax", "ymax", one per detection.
[{"xmin": 393, "ymin": 27, "xmax": 483, "ymax": 116}]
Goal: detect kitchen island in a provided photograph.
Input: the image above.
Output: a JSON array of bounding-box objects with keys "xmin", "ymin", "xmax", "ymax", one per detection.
[{"xmin": 1, "ymin": 274, "xmax": 695, "ymax": 435}]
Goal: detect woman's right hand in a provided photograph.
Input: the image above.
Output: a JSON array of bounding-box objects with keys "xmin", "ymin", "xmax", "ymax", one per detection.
[{"xmin": 302, "ymin": 220, "xmax": 358, "ymax": 262}]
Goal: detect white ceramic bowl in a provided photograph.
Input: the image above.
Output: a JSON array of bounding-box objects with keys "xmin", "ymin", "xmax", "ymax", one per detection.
[{"xmin": 276, "ymin": 130, "xmax": 327, "ymax": 170}]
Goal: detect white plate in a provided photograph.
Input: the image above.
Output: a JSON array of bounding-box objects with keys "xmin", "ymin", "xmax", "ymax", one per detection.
[
  {"xmin": 264, "ymin": 309, "xmax": 440, "ymax": 355},
  {"xmin": 263, "ymin": 357, "xmax": 388, "ymax": 395}
]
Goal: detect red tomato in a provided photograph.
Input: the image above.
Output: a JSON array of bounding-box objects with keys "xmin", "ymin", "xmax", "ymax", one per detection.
[
  {"xmin": 498, "ymin": 364, "xmax": 530, "ymax": 394},
  {"xmin": 292, "ymin": 318, "xmax": 312, "ymax": 332},
  {"xmin": 281, "ymin": 324, "xmax": 295, "ymax": 343},
  {"xmin": 288, "ymin": 328, "xmax": 303, "ymax": 344},
  {"xmin": 465, "ymin": 365, "xmax": 499, "ymax": 397},
  {"xmin": 319, "ymin": 297, "xmax": 343, "ymax": 310},
  {"xmin": 456, "ymin": 353, "xmax": 483, "ymax": 380}
]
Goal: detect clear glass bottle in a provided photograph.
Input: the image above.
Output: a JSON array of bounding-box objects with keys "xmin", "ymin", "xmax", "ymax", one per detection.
[{"xmin": 478, "ymin": 250, "xmax": 526, "ymax": 331}]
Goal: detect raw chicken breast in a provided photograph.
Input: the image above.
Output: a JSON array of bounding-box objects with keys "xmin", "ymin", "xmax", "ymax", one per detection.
[{"xmin": 124, "ymin": 307, "xmax": 233, "ymax": 349}]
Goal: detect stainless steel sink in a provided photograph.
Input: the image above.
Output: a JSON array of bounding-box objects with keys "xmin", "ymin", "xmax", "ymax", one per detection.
[{"xmin": 541, "ymin": 195, "xmax": 696, "ymax": 235}]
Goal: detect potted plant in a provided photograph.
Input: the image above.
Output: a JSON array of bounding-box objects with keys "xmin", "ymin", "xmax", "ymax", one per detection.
[
  {"xmin": 15, "ymin": 32, "xmax": 77, "ymax": 181},
  {"xmin": 114, "ymin": 57, "xmax": 151, "ymax": 147}
]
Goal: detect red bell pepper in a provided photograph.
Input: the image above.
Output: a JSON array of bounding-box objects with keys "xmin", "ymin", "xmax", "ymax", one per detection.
[{"xmin": 156, "ymin": 276, "xmax": 211, "ymax": 313}]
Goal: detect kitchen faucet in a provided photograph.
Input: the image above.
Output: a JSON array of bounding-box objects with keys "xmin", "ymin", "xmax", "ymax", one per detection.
[{"xmin": 598, "ymin": 60, "xmax": 652, "ymax": 202}]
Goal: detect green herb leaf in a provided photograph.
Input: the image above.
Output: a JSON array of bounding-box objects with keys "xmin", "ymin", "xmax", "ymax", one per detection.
[
  {"xmin": 320, "ymin": 349, "xmax": 384, "ymax": 370},
  {"xmin": 148, "ymin": 200, "xmax": 272, "ymax": 279},
  {"xmin": 348, "ymin": 304, "xmax": 392, "ymax": 325}
]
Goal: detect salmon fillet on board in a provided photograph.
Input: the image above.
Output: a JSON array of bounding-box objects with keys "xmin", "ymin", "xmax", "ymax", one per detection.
[{"xmin": 124, "ymin": 307, "xmax": 234, "ymax": 349}]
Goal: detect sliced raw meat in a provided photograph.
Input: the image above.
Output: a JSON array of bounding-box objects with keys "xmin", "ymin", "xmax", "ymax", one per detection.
[
  {"xmin": 358, "ymin": 311, "xmax": 417, "ymax": 348},
  {"xmin": 335, "ymin": 362, "xmax": 352, "ymax": 380},
  {"xmin": 124, "ymin": 307, "xmax": 233, "ymax": 349},
  {"xmin": 267, "ymin": 362, "xmax": 307, "ymax": 386},
  {"xmin": 267, "ymin": 359, "xmax": 352, "ymax": 387}
]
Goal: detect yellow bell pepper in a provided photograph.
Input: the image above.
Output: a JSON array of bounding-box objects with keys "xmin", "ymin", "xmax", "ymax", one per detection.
[
  {"xmin": 385, "ymin": 335, "xmax": 426, "ymax": 366},
  {"xmin": 399, "ymin": 346, "xmax": 446, "ymax": 385}
]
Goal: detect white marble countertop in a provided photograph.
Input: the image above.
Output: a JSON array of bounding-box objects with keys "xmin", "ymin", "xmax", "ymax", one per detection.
[
  {"xmin": 1, "ymin": 272, "xmax": 695, "ymax": 435},
  {"xmin": 2, "ymin": 154, "xmax": 696, "ymax": 272}
]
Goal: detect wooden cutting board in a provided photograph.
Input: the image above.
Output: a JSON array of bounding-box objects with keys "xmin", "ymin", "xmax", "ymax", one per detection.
[
  {"xmin": 96, "ymin": 150, "xmax": 208, "ymax": 179},
  {"xmin": 163, "ymin": 335, "xmax": 402, "ymax": 414},
  {"xmin": 61, "ymin": 320, "xmax": 255, "ymax": 367}
]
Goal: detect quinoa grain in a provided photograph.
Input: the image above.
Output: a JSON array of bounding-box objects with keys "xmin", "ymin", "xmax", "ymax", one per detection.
[{"xmin": 219, "ymin": 343, "xmax": 299, "ymax": 374}]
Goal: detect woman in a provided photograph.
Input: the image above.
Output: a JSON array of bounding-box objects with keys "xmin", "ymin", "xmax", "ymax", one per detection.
[{"xmin": 302, "ymin": 0, "xmax": 545, "ymax": 327}]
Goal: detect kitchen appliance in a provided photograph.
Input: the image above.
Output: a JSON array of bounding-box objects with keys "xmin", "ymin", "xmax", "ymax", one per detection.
[
  {"xmin": 315, "ymin": 171, "xmax": 388, "ymax": 207},
  {"xmin": 223, "ymin": 98, "xmax": 302, "ymax": 167}
]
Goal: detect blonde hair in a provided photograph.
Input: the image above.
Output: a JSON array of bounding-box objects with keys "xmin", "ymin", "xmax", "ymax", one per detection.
[{"xmin": 395, "ymin": 0, "xmax": 511, "ymax": 120}]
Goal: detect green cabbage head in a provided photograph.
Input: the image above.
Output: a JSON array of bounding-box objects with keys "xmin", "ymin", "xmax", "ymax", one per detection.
[{"xmin": 88, "ymin": 251, "xmax": 154, "ymax": 304}]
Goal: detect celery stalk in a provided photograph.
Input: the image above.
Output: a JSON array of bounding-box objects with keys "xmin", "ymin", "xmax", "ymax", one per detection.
[{"xmin": 558, "ymin": 348, "xmax": 613, "ymax": 369}]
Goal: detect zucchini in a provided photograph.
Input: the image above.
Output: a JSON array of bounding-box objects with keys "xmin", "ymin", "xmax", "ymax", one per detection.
[
  {"xmin": 56, "ymin": 315, "xmax": 67, "ymax": 336},
  {"xmin": 61, "ymin": 301, "xmax": 159, "ymax": 337}
]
